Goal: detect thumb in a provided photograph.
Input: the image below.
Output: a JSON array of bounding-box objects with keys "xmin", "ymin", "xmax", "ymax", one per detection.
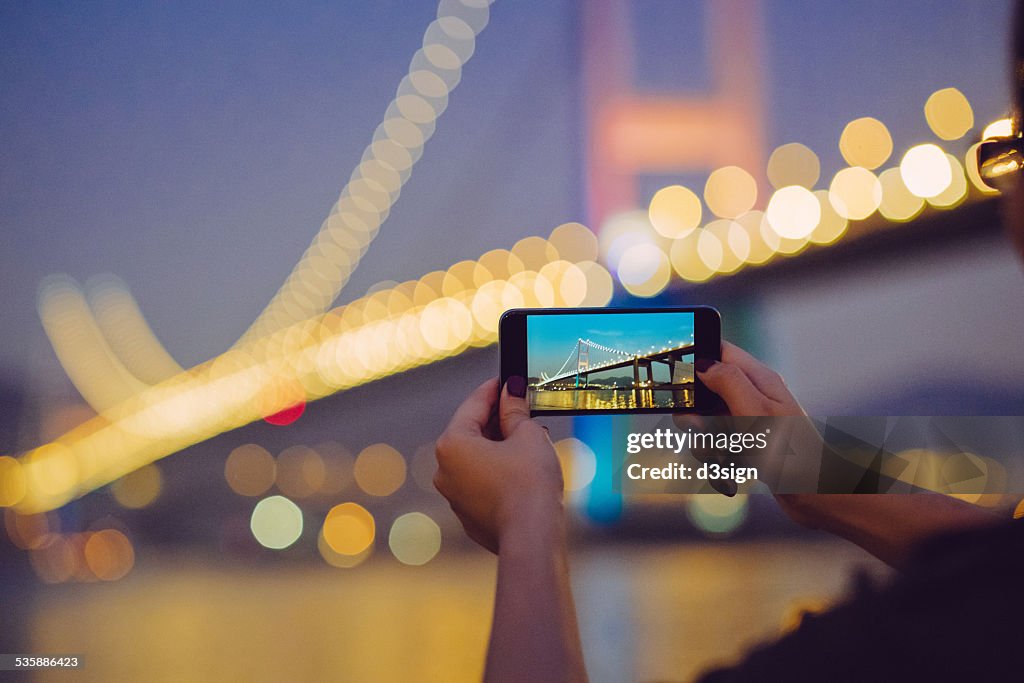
[
  {"xmin": 500, "ymin": 376, "xmax": 532, "ymax": 437},
  {"xmin": 696, "ymin": 359, "xmax": 772, "ymax": 416}
]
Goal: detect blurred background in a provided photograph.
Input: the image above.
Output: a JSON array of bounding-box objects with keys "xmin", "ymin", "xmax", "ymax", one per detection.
[{"xmin": 2, "ymin": 0, "xmax": 1024, "ymax": 680}]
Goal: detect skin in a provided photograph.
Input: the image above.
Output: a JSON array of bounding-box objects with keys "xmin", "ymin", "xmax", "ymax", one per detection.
[{"xmin": 434, "ymin": 51, "xmax": 1023, "ymax": 683}]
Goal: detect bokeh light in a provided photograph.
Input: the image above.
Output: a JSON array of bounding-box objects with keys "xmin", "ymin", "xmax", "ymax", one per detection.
[
  {"xmin": 670, "ymin": 230, "xmax": 716, "ymax": 282},
  {"xmin": 250, "ymin": 495, "xmax": 304, "ymax": 550},
  {"xmin": 648, "ymin": 185, "xmax": 702, "ymax": 238},
  {"xmin": 0, "ymin": 455, "xmax": 27, "ymax": 507},
  {"xmin": 877, "ymin": 168, "xmax": 925, "ymax": 222},
  {"xmin": 808, "ymin": 190, "xmax": 849, "ymax": 244},
  {"xmin": 686, "ymin": 494, "xmax": 748, "ymax": 536},
  {"xmin": 839, "ymin": 117, "xmax": 892, "ymax": 169},
  {"xmin": 965, "ymin": 142, "xmax": 1001, "ymax": 195},
  {"xmin": 829, "ymin": 167, "xmax": 882, "ymax": 220},
  {"xmin": 767, "ymin": 185, "xmax": 821, "ymax": 239},
  {"xmin": 553, "ymin": 438, "xmax": 598, "ymax": 492},
  {"xmin": 767, "ymin": 143, "xmax": 820, "ymax": 189},
  {"xmin": 276, "ymin": 445, "xmax": 326, "ymax": 499},
  {"xmin": 83, "ymin": 529, "xmax": 135, "ymax": 581},
  {"xmin": 617, "ymin": 243, "xmax": 671, "ymax": 298},
  {"xmin": 388, "ymin": 512, "xmax": 442, "ymax": 566},
  {"xmin": 314, "ymin": 442, "xmax": 354, "ymax": 496},
  {"xmin": 322, "ymin": 502, "xmax": 375, "ymax": 556},
  {"xmin": 548, "ymin": 222, "xmax": 599, "ymax": 262},
  {"xmin": 109, "ymin": 464, "xmax": 162, "ymax": 509},
  {"xmin": 225, "ymin": 444, "xmax": 277, "ymax": 497},
  {"xmin": 354, "ymin": 443, "xmax": 407, "ymax": 496},
  {"xmin": 927, "ymin": 154, "xmax": 968, "ymax": 208},
  {"xmin": 704, "ymin": 166, "xmax": 758, "ymax": 219},
  {"xmin": 900, "ymin": 144, "xmax": 953, "ymax": 198},
  {"xmin": 924, "ymin": 87, "xmax": 974, "ymax": 141}
]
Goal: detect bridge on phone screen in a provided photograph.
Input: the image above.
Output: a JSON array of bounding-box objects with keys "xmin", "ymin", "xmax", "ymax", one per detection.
[{"xmin": 535, "ymin": 338, "xmax": 695, "ymax": 389}]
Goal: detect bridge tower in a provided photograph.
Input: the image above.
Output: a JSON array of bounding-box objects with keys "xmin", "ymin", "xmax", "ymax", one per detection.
[{"xmin": 575, "ymin": 340, "xmax": 590, "ymax": 388}]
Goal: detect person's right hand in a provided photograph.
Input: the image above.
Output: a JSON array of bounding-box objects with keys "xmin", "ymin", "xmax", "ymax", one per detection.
[
  {"xmin": 696, "ymin": 341, "xmax": 805, "ymax": 417},
  {"xmin": 696, "ymin": 341, "xmax": 824, "ymax": 527}
]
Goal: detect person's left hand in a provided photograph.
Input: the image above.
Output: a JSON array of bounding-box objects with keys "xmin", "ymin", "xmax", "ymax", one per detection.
[{"xmin": 434, "ymin": 377, "xmax": 564, "ymax": 554}]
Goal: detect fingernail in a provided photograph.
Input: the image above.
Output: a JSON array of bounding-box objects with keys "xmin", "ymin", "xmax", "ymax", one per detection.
[
  {"xmin": 507, "ymin": 375, "xmax": 527, "ymax": 398},
  {"xmin": 695, "ymin": 358, "xmax": 716, "ymax": 373}
]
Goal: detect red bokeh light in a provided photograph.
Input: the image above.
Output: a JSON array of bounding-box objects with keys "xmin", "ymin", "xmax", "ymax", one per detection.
[{"xmin": 263, "ymin": 401, "xmax": 306, "ymax": 426}]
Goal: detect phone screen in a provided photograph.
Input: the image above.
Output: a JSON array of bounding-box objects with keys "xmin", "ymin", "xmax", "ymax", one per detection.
[{"xmin": 500, "ymin": 307, "xmax": 722, "ymax": 416}]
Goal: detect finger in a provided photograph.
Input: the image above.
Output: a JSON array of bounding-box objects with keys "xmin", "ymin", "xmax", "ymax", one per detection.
[
  {"xmin": 721, "ymin": 341, "xmax": 789, "ymax": 398},
  {"xmin": 499, "ymin": 375, "xmax": 532, "ymax": 438},
  {"xmin": 697, "ymin": 360, "xmax": 773, "ymax": 415},
  {"xmin": 447, "ymin": 377, "xmax": 500, "ymax": 436}
]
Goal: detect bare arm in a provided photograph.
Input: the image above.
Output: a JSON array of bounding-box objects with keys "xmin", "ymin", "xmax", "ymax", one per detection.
[
  {"xmin": 488, "ymin": 500, "xmax": 586, "ymax": 683},
  {"xmin": 435, "ymin": 378, "xmax": 588, "ymax": 683},
  {"xmin": 698, "ymin": 342, "xmax": 1002, "ymax": 569}
]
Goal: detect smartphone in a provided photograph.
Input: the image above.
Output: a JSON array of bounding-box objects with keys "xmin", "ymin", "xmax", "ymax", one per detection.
[{"xmin": 499, "ymin": 306, "xmax": 724, "ymax": 416}]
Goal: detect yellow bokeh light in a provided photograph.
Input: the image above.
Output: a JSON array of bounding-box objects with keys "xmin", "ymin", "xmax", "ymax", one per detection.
[
  {"xmin": 419, "ymin": 297, "xmax": 473, "ymax": 351},
  {"xmin": 4, "ymin": 509, "xmax": 54, "ymax": 550},
  {"xmin": 30, "ymin": 533, "xmax": 77, "ymax": 584},
  {"xmin": 697, "ymin": 228, "xmax": 725, "ymax": 271},
  {"xmin": 687, "ymin": 494, "xmax": 748, "ymax": 536},
  {"xmin": 982, "ymin": 118, "xmax": 1013, "ymax": 140},
  {"xmin": 767, "ymin": 185, "xmax": 821, "ymax": 239},
  {"xmin": 478, "ymin": 248, "xmax": 523, "ymax": 281},
  {"xmin": 578, "ymin": 261, "xmax": 614, "ymax": 306},
  {"xmin": 354, "ymin": 443, "xmax": 407, "ymax": 496},
  {"xmin": 83, "ymin": 529, "xmax": 134, "ymax": 581},
  {"xmin": 760, "ymin": 211, "xmax": 808, "ymax": 256},
  {"xmin": 965, "ymin": 142, "xmax": 1001, "ymax": 195},
  {"xmin": 511, "ymin": 236, "xmax": 558, "ymax": 271},
  {"xmin": 0, "ymin": 455, "xmax": 27, "ymax": 507},
  {"xmin": 553, "ymin": 438, "xmax": 597, "ymax": 492},
  {"xmin": 670, "ymin": 230, "xmax": 716, "ymax": 282},
  {"xmin": 276, "ymin": 445, "xmax": 326, "ymax": 499},
  {"xmin": 225, "ymin": 444, "xmax": 276, "ymax": 497},
  {"xmin": 704, "ymin": 166, "xmax": 758, "ymax": 219},
  {"xmin": 735, "ymin": 210, "xmax": 775, "ymax": 265},
  {"xmin": 927, "ymin": 154, "xmax": 968, "ymax": 209},
  {"xmin": 539, "ymin": 260, "xmax": 587, "ymax": 307},
  {"xmin": 808, "ymin": 190, "xmax": 849, "ymax": 245},
  {"xmin": 322, "ymin": 502, "xmax": 375, "ymax": 556},
  {"xmin": 442, "ymin": 260, "xmax": 478, "ymax": 297},
  {"xmin": 24, "ymin": 444, "xmax": 78, "ymax": 500},
  {"xmin": 110, "ymin": 464, "xmax": 162, "ymax": 509},
  {"xmin": 839, "ymin": 117, "xmax": 892, "ymax": 169},
  {"xmin": 388, "ymin": 512, "xmax": 442, "ymax": 566},
  {"xmin": 318, "ymin": 529, "xmax": 372, "ymax": 568},
  {"xmin": 548, "ymin": 222, "xmax": 599, "ymax": 262},
  {"xmin": 767, "ymin": 143, "xmax": 820, "ymax": 189},
  {"xmin": 250, "ymin": 495, "xmax": 304, "ymax": 550},
  {"xmin": 706, "ymin": 219, "xmax": 745, "ymax": 274},
  {"xmin": 924, "ymin": 87, "xmax": 974, "ymax": 141},
  {"xmin": 900, "ymin": 144, "xmax": 953, "ymax": 198},
  {"xmin": 648, "ymin": 185, "xmax": 702, "ymax": 238},
  {"xmin": 878, "ymin": 167, "xmax": 926, "ymax": 222},
  {"xmin": 618, "ymin": 243, "xmax": 671, "ymax": 297},
  {"xmin": 829, "ymin": 167, "xmax": 882, "ymax": 220},
  {"xmin": 599, "ymin": 211, "xmax": 659, "ymax": 272}
]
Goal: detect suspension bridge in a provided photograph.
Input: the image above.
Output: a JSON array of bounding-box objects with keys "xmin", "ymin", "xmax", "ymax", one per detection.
[{"xmin": 535, "ymin": 338, "xmax": 695, "ymax": 389}]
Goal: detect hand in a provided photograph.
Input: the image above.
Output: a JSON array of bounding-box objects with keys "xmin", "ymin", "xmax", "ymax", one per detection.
[
  {"xmin": 434, "ymin": 377, "xmax": 565, "ymax": 554},
  {"xmin": 696, "ymin": 341, "xmax": 804, "ymax": 417},
  {"xmin": 696, "ymin": 341, "xmax": 820, "ymax": 526}
]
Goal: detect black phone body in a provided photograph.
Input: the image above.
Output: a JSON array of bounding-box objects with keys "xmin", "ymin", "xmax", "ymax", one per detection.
[{"xmin": 499, "ymin": 306, "xmax": 724, "ymax": 416}]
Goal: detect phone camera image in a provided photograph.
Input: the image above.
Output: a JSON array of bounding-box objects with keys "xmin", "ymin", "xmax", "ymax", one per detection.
[{"xmin": 527, "ymin": 311, "xmax": 696, "ymax": 412}]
